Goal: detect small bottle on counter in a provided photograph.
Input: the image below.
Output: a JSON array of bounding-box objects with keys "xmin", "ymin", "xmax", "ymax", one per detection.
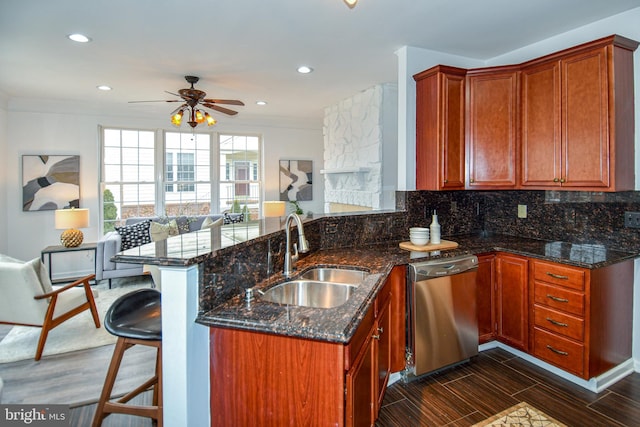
[{"xmin": 430, "ymin": 210, "xmax": 441, "ymax": 244}]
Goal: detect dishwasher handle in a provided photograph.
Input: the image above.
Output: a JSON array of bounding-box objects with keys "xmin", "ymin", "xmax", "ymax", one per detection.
[{"xmin": 410, "ymin": 254, "xmax": 478, "ymax": 281}]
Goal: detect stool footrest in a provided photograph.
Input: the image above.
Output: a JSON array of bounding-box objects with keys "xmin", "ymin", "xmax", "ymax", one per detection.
[{"xmin": 103, "ymin": 402, "xmax": 160, "ymax": 419}]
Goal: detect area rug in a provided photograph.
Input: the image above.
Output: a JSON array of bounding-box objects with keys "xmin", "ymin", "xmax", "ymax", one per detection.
[
  {"xmin": 473, "ymin": 402, "xmax": 568, "ymax": 427},
  {"xmin": 0, "ymin": 282, "xmax": 150, "ymax": 363}
]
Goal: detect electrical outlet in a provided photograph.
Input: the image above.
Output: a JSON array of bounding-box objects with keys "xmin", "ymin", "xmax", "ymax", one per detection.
[
  {"xmin": 517, "ymin": 204, "xmax": 527, "ymax": 219},
  {"xmin": 624, "ymin": 212, "xmax": 640, "ymax": 228}
]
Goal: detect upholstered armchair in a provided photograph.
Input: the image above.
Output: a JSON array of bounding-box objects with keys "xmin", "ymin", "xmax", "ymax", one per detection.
[{"xmin": 0, "ymin": 254, "xmax": 101, "ymax": 361}]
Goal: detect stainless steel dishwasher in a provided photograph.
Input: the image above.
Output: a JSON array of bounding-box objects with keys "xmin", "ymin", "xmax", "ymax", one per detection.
[{"xmin": 405, "ymin": 254, "xmax": 479, "ymax": 381}]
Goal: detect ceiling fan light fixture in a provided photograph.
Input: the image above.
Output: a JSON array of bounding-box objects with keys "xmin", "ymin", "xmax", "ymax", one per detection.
[
  {"xmin": 171, "ymin": 109, "xmax": 184, "ymax": 126},
  {"xmin": 204, "ymin": 112, "xmax": 216, "ymax": 126},
  {"xmin": 195, "ymin": 109, "xmax": 205, "ymax": 124},
  {"xmin": 343, "ymin": 0, "xmax": 357, "ymax": 8}
]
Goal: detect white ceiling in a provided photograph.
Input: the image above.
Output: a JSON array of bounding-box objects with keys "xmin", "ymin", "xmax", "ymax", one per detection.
[{"xmin": 2, "ymin": 0, "xmax": 640, "ymax": 124}]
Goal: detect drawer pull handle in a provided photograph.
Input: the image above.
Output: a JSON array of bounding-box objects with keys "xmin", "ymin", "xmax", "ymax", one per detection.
[
  {"xmin": 546, "ymin": 272, "xmax": 569, "ymax": 280},
  {"xmin": 546, "ymin": 318, "xmax": 568, "ymax": 327},
  {"xmin": 546, "ymin": 345, "xmax": 569, "ymax": 356},
  {"xmin": 546, "ymin": 294, "xmax": 569, "ymax": 303}
]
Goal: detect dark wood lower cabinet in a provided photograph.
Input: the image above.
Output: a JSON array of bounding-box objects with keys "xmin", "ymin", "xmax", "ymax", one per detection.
[
  {"xmin": 476, "ymin": 254, "xmax": 496, "ymax": 343},
  {"xmin": 477, "ymin": 252, "xmax": 634, "ymax": 381},
  {"xmin": 496, "ymin": 253, "xmax": 529, "ymax": 351},
  {"xmin": 209, "ymin": 266, "xmax": 406, "ymax": 426}
]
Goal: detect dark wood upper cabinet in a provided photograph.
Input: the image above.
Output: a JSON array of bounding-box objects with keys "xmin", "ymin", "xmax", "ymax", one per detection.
[
  {"xmin": 415, "ymin": 34, "xmax": 638, "ymax": 192},
  {"xmin": 521, "ymin": 35, "xmax": 638, "ymax": 190},
  {"xmin": 466, "ymin": 66, "xmax": 519, "ymax": 189},
  {"xmin": 414, "ymin": 65, "xmax": 466, "ymax": 190}
]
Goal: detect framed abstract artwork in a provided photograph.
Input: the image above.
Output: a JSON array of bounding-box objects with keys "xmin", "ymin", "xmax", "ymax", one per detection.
[
  {"xmin": 22, "ymin": 155, "xmax": 80, "ymax": 211},
  {"xmin": 279, "ymin": 160, "xmax": 312, "ymax": 201}
]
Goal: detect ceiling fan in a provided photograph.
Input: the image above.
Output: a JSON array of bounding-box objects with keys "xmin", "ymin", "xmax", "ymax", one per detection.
[{"xmin": 129, "ymin": 75, "xmax": 244, "ymax": 128}]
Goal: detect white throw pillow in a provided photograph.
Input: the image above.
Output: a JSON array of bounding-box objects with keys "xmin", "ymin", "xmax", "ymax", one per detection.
[
  {"xmin": 150, "ymin": 219, "xmax": 179, "ymax": 242},
  {"xmin": 201, "ymin": 216, "xmax": 223, "ymax": 230}
]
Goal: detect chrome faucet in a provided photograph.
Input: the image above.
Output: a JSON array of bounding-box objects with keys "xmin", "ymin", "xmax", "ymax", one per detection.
[{"xmin": 283, "ymin": 213, "xmax": 309, "ymax": 277}]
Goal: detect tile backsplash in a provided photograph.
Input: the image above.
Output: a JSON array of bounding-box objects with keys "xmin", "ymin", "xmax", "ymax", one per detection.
[{"xmin": 399, "ymin": 190, "xmax": 640, "ymax": 253}]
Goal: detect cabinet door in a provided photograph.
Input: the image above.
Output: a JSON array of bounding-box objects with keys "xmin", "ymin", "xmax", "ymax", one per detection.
[
  {"xmin": 375, "ymin": 300, "xmax": 391, "ymax": 415},
  {"xmin": 466, "ymin": 68, "xmax": 518, "ymax": 188},
  {"xmin": 562, "ymin": 46, "xmax": 609, "ymax": 188},
  {"xmin": 521, "ymin": 60, "xmax": 562, "ymax": 187},
  {"xmin": 476, "ymin": 254, "xmax": 496, "ymax": 343},
  {"xmin": 496, "ymin": 253, "xmax": 529, "ymax": 351},
  {"xmin": 346, "ymin": 333, "xmax": 374, "ymax": 427},
  {"xmin": 415, "ymin": 66, "xmax": 466, "ymax": 190}
]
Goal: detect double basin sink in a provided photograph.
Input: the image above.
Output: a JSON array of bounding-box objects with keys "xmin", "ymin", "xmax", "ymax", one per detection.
[{"xmin": 259, "ymin": 267, "xmax": 369, "ymax": 309}]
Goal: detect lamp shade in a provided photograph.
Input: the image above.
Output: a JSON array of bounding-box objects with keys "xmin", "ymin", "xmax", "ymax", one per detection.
[
  {"xmin": 263, "ymin": 201, "xmax": 286, "ymax": 217},
  {"xmin": 55, "ymin": 208, "xmax": 90, "ymax": 229}
]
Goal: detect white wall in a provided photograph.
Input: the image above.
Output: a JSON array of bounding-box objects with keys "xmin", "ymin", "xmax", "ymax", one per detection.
[
  {"xmin": 3, "ymin": 105, "xmax": 323, "ymax": 263},
  {"xmin": 0, "ymin": 91, "xmax": 7, "ymax": 255}
]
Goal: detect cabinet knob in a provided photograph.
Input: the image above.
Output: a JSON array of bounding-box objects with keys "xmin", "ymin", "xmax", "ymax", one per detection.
[
  {"xmin": 553, "ymin": 178, "xmax": 560, "ymax": 183},
  {"xmin": 372, "ymin": 334, "xmax": 380, "ymax": 340},
  {"xmin": 470, "ymin": 178, "xmax": 475, "ymax": 183},
  {"xmin": 560, "ymin": 178, "xmax": 566, "ymax": 183},
  {"xmin": 377, "ymin": 327, "xmax": 384, "ymax": 334},
  {"xmin": 443, "ymin": 179, "xmax": 448, "ymax": 183}
]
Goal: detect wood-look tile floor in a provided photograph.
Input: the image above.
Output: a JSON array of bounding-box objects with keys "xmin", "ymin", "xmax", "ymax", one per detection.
[
  {"xmin": 69, "ymin": 347, "xmax": 640, "ymax": 427},
  {"xmin": 377, "ymin": 348, "xmax": 640, "ymax": 427}
]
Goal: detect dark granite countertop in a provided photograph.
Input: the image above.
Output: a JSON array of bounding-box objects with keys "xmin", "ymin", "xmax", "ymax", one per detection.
[
  {"xmin": 196, "ymin": 234, "xmax": 638, "ymax": 344},
  {"xmin": 197, "ymin": 235, "xmax": 638, "ymax": 344},
  {"xmin": 112, "ymin": 217, "xmax": 638, "ymax": 345}
]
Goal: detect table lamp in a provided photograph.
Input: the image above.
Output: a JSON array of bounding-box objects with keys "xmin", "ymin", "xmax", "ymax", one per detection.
[
  {"xmin": 263, "ymin": 201, "xmax": 286, "ymax": 218},
  {"xmin": 55, "ymin": 208, "xmax": 90, "ymax": 247}
]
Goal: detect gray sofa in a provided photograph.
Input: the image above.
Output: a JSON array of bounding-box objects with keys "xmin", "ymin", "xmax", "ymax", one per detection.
[{"xmin": 96, "ymin": 215, "xmax": 224, "ymax": 286}]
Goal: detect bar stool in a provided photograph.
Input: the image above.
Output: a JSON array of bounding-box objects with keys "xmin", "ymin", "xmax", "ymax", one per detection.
[{"xmin": 92, "ymin": 288, "xmax": 162, "ymax": 427}]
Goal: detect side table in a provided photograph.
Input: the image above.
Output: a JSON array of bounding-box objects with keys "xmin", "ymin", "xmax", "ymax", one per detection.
[{"xmin": 41, "ymin": 242, "xmax": 97, "ymax": 284}]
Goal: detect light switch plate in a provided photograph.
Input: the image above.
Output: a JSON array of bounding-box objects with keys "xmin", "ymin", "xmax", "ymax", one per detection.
[{"xmin": 517, "ymin": 204, "xmax": 527, "ymax": 219}]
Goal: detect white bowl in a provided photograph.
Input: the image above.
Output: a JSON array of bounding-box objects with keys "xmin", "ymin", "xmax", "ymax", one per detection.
[
  {"xmin": 410, "ymin": 227, "xmax": 429, "ymax": 233},
  {"xmin": 410, "ymin": 235, "xmax": 429, "ymax": 246},
  {"xmin": 410, "ymin": 231, "xmax": 429, "ymax": 235}
]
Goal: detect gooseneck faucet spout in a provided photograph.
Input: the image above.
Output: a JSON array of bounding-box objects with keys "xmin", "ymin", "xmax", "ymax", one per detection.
[{"xmin": 284, "ymin": 213, "xmax": 309, "ymax": 277}]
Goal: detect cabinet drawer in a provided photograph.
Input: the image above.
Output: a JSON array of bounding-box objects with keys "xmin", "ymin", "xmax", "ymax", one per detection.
[
  {"xmin": 533, "ymin": 282, "xmax": 585, "ymax": 316},
  {"xmin": 533, "ymin": 305, "xmax": 584, "ymax": 341},
  {"xmin": 533, "ymin": 327, "xmax": 584, "ymax": 377},
  {"xmin": 533, "ymin": 260, "xmax": 585, "ymax": 291}
]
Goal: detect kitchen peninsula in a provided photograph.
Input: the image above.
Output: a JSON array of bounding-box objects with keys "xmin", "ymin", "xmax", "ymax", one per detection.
[{"xmin": 113, "ymin": 209, "xmax": 638, "ymax": 426}]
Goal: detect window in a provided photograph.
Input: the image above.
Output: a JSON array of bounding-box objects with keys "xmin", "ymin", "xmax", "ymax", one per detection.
[
  {"xmin": 102, "ymin": 129, "xmax": 156, "ymax": 232},
  {"xmin": 164, "ymin": 132, "xmax": 211, "ymax": 217},
  {"xmin": 101, "ymin": 128, "xmax": 262, "ymax": 233},
  {"xmin": 218, "ymin": 134, "xmax": 261, "ymax": 218}
]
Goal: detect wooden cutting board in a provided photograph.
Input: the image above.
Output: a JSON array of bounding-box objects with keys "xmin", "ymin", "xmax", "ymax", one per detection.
[{"xmin": 399, "ymin": 240, "xmax": 459, "ymax": 252}]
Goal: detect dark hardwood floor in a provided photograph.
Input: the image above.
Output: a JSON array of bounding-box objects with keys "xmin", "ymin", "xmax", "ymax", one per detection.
[{"xmin": 377, "ymin": 348, "xmax": 640, "ymax": 426}]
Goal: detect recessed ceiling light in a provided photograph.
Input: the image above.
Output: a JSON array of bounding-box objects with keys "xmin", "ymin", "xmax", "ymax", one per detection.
[
  {"xmin": 297, "ymin": 66, "xmax": 313, "ymax": 74},
  {"xmin": 68, "ymin": 33, "xmax": 91, "ymax": 43},
  {"xmin": 256, "ymin": 101, "xmax": 267, "ymax": 106},
  {"xmin": 97, "ymin": 85, "xmax": 112, "ymax": 91}
]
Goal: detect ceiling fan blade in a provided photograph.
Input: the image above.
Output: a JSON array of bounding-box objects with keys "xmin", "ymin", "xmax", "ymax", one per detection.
[
  {"xmin": 165, "ymin": 91, "xmax": 182, "ymax": 97},
  {"xmin": 202, "ymin": 99, "xmax": 245, "ymax": 106},
  {"xmin": 170, "ymin": 104, "xmax": 188, "ymax": 115},
  {"xmin": 202, "ymin": 103, "xmax": 238, "ymax": 116},
  {"xmin": 128, "ymin": 100, "xmax": 183, "ymax": 103}
]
